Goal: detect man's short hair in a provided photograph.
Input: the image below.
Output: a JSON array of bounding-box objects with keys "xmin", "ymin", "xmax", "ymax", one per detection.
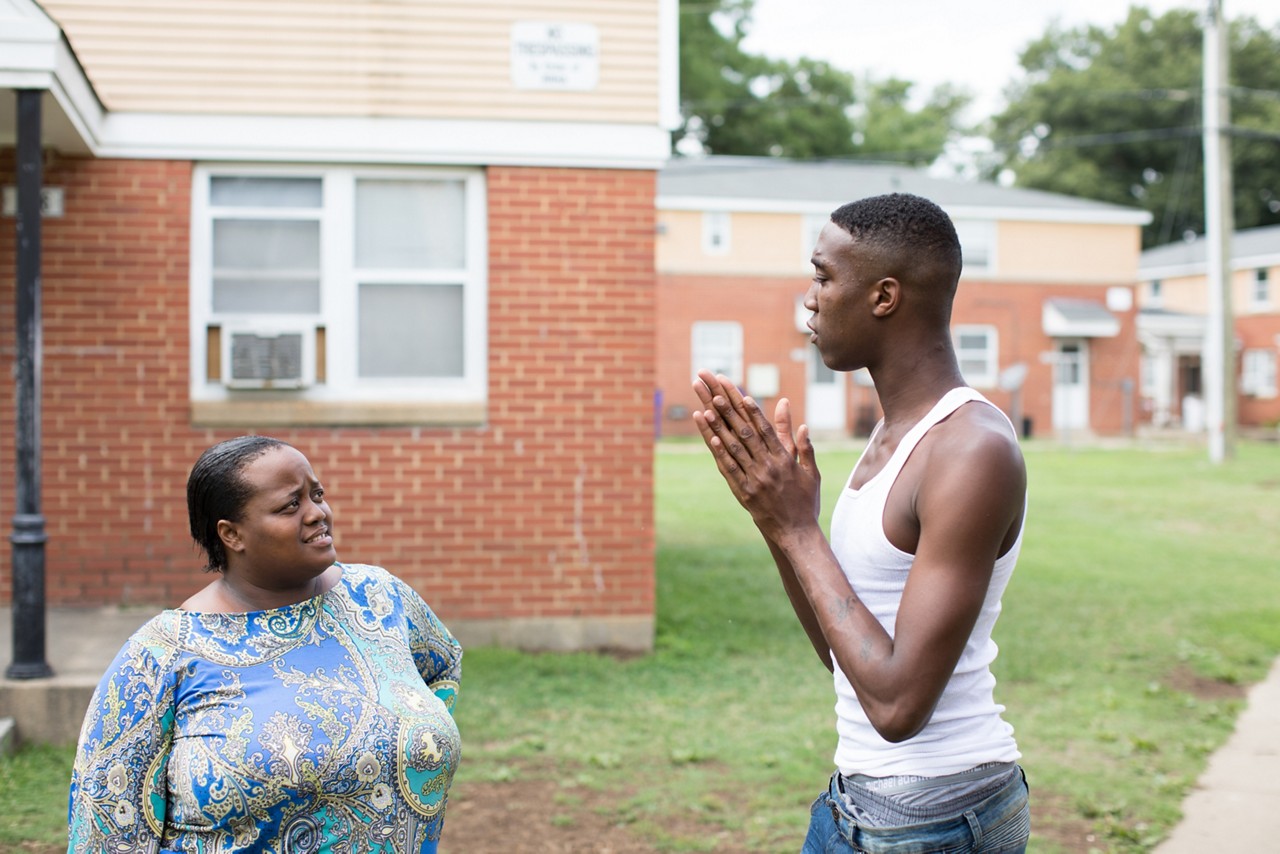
[{"xmin": 830, "ymin": 193, "xmax": 963, "ymax": 284}]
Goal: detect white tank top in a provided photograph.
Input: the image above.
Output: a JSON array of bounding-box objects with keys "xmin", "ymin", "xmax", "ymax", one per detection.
[{"xmin": 829, "ymin": 386, "xmax": 1023, "ymax": 777}]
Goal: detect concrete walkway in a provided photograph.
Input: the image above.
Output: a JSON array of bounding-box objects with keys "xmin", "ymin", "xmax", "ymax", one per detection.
[
  {"xmin": 3, "ymin": 608, "xmax": 1280, "ymax": 848},
  {"xmin": 0, "ymin": 606, "xmax": 151, "ymax": 745},
  {"xmin": 1152, "ymin": 654, "xmax": 1280, "ymax": 852}
]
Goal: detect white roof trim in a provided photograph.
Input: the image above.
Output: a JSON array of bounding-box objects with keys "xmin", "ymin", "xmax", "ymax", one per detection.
[
  {"xmin": 1, "ymin": 0, "xmax": 103, "ymax": 155},
  {"xmin": 48, "ymin": 39, "xmax": 105, "ymax": 145},
  {"xmin": 90, "ymin": 113, "xmax": 670, "ymax": 168},
  {"xmin": 1140, "ymin": 252, "xmax": 1280, "ymax": 281},
  {"xmin": 0, "ymin": 0, "xmax": 60, "ymax": 82},
  {"xmin": 0, "ymin": 0, "xmax": 59, "ymax": 49},
  {"xmin": 658, "ymin": 0, "xmax": 681, "ymax": 131},
  {"xmin": 657, "ymin": 196, "xmax": 1151, "ymax": 225}
]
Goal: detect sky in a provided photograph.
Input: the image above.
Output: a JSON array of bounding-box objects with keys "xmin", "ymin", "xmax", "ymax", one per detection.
[{"xmin": 741, "ymin": 0, "xmax": 1280, "ymax": 122}]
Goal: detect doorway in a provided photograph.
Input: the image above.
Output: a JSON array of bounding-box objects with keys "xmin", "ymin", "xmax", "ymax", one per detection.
[
  {"xmin": 806, "ymin": 348, "xmax": 846, "ymax": 434},
  {"xmin": 1052, "ymin": 339, "xmax": 1089, "ymax": 433}
]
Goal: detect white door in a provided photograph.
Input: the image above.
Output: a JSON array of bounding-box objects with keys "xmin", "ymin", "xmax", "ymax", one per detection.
[
  {"xmin": 1052, "ymin": 339, "xmax": 1089, "ymax": 432},
  {"xmin": 806, "ymin": 349, "xmax": 846, "ymax": 433}
]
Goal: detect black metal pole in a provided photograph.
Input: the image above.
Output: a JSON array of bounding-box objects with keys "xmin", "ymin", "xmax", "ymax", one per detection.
[{"xmin": 8, "ymin": 89, "xmax": 53, "ymax": 680}]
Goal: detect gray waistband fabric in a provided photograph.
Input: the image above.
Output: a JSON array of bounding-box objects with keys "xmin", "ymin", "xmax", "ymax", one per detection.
[
  {"xmin": 845, "ymin": 760, "xmax": 1016, "ymax": 795},
  {"xmin": 838, "ymin": 762, "xmax": 1019, "ymax": 827}
]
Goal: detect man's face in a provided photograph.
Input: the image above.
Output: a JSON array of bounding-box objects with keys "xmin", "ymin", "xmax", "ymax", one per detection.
[{"xmin": 803, "ymin": 222, "xmax": 880, "ymax": 373}]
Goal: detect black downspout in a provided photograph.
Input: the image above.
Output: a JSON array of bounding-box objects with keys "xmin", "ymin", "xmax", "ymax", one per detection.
[{"xmin": 7, "ymin": 89, "xmax": 53, "ymax": 680}]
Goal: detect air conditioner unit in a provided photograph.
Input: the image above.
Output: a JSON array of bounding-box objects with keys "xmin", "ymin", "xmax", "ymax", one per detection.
[{"xmin": 221, "ymin": 325, "xmax": 316, "ymax": 390}]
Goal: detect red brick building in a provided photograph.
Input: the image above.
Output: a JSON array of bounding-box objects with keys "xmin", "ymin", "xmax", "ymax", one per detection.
[
  {"xmin": 1137, "ymin": 224, "xmax": 1280, "ymax": 433},
  {"xmin": 656, "ymin": 157, "xmax": 1151, "ymax": 440},
  {"xmin": 1, "ymin": 0, "xmax": 678, "ymax": 651}
]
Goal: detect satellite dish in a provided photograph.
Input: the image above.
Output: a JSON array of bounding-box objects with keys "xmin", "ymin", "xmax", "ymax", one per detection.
[{"xmin": 998, "ymin": 363, "xmax": 1028, "ymax": 391}]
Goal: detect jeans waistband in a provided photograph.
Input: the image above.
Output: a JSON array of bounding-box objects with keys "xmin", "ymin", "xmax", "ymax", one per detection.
[
  {"xmin": 832, "ymin": 764, "xmax": 1022, "ymax": 826},
  {"xmin": 844, "ymin": 761, "xmax": 1017, "ymax": 795},
  {"xmin": 820, "ymin": 765, "xmax": 1030, "ymax": 847}
]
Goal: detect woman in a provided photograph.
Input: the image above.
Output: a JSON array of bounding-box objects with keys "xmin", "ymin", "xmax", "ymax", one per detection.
[{"xmin": 68, "ymin": 436, "xmax": 462, "ymax": 853}]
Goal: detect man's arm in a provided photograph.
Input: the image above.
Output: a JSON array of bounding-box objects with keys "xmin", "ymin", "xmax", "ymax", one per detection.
[
  {"xmin": 694, "ymin": 374, "xmax": 1024, "ymax": 742},
  {"xmin": 765, "ymin": 539, "xmax": 837, "ymax": 672}
]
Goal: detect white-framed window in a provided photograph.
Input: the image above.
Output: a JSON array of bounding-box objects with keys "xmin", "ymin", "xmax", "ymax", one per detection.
[
  {"xmin": 1241, "ymin": 349, "xmax": 1277, "ymax": 398},
  {"xmin": 1251, "ymin": 268, "xmax": 1270, "ymax": 309},
  {"xmin": 190, "ymin": 165, "xmax": 488, "ymax": 411},
  {"xmin": 1147, "ymin": 278, "xmax": 1163, "ymax": 307},
  {"xmin": 691, "ymin": 321, "xmax": 743, "ymax": 386},
  {"xmin": 953, "ymin": 219, "xmax": 996, "ymax": 275},
  {"xmin": 953, "ymin": 324, "xmax": 998, "ymax": 388},
  {"xmin": 702, "ymin": 210, "xmax": 731, "ymax": 255}
]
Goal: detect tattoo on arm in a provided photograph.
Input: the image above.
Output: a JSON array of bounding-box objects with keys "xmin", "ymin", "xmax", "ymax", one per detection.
[
  {"xmin": 860, "ymin": 636, "xmax": 874, "ymax": 662},
  {"xmin": 829, "ymin": 594, "xmax": 856, "ymax": 624}
]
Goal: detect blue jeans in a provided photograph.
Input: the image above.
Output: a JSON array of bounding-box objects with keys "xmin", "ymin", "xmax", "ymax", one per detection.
[{"xmin": 802, "ymin": 767, "xmax": 1030, "ymax": 853}]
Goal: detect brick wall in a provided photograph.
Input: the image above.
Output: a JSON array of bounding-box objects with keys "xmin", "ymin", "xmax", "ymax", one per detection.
[
  {"xmin": 656, "ymin": 272, "xmax": 809, "ymax": 438},
  {"xmin": 0, "ymin": 155, "xmax": 195, "ymax": 606},
  {"xmin": 656, "ymin": 269, "xmax": 1142, "ymax": 440},
  {"xmin": 953, "ymin": 280, "xmax": 1141, "ymax": 438},
  {"xmin": 0, "ymin": 155, "xmax": 657, "ymax": 646},
  {"xmin": 1236, "ymin": 312, "xmax": 1280, "ymax": 428},
  {"xmin": 480, "ymin": 166, "xmax": 657, "ymax": 632}
]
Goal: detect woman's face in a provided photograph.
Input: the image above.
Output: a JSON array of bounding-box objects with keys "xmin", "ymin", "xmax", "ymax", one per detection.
[{"xmin": 222, "ymin": 445, "xmax": 336, "ymax": 585}]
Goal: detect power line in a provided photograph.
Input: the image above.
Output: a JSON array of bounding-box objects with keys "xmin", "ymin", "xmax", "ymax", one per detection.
[{"xmin": 1003, "ymin": 124, "xmax": 1280, "ymax": 154}]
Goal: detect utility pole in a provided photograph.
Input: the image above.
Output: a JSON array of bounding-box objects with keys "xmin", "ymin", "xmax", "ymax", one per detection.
[{"xmin": 1202, "ymin": 0, "xmax": 1235, "ymax": 462}]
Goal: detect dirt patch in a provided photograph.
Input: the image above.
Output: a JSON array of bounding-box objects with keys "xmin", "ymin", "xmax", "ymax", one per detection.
[
  {"xmin": 446, "ymin": 763, "xmax": 1103, "ymax": 853},
  {"xmin": 1029, "ymin": 787, "xmax": 1105, "ymax": 851},
  {"xmin": 1165, "ymin": 663, "xmax": 1247, "ymax": 702},
  {"xmin": 442, "ymin": 759, "xmax": 745, "ymax": 853},
  {"xmin": 443, "ymin": 773, "xmax": 658, "ymax": 853}
]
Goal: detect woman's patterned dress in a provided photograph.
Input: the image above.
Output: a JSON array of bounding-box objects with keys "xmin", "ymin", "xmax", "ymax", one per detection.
[{"xmin": 68, "ymin": 563, "xmax": 462, "ymax": 854}]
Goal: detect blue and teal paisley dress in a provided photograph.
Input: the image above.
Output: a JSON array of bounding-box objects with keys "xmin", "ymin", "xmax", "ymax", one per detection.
[{"xmin": 68, "ymin": 563, "xmax": 462, "ymax": 854}]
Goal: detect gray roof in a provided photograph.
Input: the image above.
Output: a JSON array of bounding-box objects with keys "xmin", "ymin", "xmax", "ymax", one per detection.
[
  {"xmin": 657, "ymin": 155, "xmax": 1151, "ymax": 223},
  {"xmin": 1045, "ymin": 298, "xmax": 1116, "ymax": 324},
  {"xmin": 1139, "ymin": 223, "xmax": 1280, "ymax": 277}
]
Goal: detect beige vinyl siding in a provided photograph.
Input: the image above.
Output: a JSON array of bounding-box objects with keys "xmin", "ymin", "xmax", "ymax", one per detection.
[
  {"xmin": 1155, "ymin": 266, "xmax": 1279, "ymax": 316},
  {"xmin": 996, "ymin": 220, "xmax": 1142, "ymax": 283},
  {"xmin": 1238, "ymin": 264, "xmax": 1277, "ymax": 314},
  {"xmin": 1151, "ymin": 274, "xmax": 1210, "ymax": 314},
  {"xmin": 657, "ymin": 211, "xmax": 811, "ymax": 276},
  {"xmin": 37, "ymin": 0, "xmax": 661, "ymax": 123}
]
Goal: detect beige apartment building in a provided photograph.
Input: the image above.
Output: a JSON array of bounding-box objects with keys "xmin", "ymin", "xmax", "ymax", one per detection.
[
  {"xmin": 656, "ymin": 157, "xmax": 1151, "ymax": 441},
  {"xmin": 1138, "ymin": 224, "xmax": 1280, "ymax": 432}
]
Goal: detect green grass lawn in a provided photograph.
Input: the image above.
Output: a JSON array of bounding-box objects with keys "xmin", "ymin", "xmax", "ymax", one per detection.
[
  {"xmin": 456, "ymin": 438, "xmax": 1280, "ymax": 852},
  {"xmin": 6, "ymin": 438, "xmax": 1280, "ymax": 852}
]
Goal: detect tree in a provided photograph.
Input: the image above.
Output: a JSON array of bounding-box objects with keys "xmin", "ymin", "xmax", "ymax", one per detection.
[
  {"xmin": 674, "ymin": 0, "xmax": 762, "ymax": 154},
  {"xmin": 987, "ymin": 6, "xmax": 1280, "ymax": 247},
  {"xmin": 856, "ymin": 78, "xmax": 973, "ymax": 167},
  {"xmin": 674, "ymin": 0, "xmax": 970, "ymax": 165}
]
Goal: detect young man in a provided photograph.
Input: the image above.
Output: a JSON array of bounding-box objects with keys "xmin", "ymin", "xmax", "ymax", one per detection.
[{"xmin": 693, "ymin": 193, "xmax": 1030, "ymax": 853}]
